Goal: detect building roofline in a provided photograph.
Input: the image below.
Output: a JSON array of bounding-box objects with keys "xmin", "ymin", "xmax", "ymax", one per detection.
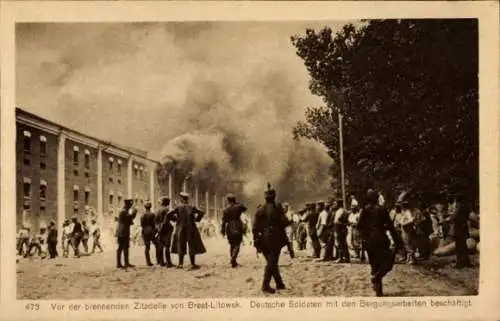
[{"xmin": 16, "ymin": 107, "xmax": 160, "ymax": 165}]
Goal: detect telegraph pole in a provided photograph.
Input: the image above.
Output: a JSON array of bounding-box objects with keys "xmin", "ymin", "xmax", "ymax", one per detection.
[{"xmin": 338, "ymin": 112, "xmax": 346, "ymax": 208}]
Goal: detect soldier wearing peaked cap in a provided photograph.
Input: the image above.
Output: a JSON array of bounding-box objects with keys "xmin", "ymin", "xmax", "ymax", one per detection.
[
  {"xmin": 252, "ymin": 183, "xmax": 290, "ymax": 293},
  {"xmin": 169, "ymin": 192, "xmax": 206, "ymax": 270},
  {"xmin": 155, "ymin": 196, "xmax": 175, "ymax": 267},
  {"xmin": 141, "ymin": 201, "xmax": 156, "ymax": 266},
  {"xmin": 115, "ymin": 198, "xmax": 138, "ymax": 269},
  {"xmin": 357, "ymin": 189, "xmax": 403, "ymax": 296},
  {"xmin": 221, "ymin": 193, "xmax": 248, "ymax": 268}
]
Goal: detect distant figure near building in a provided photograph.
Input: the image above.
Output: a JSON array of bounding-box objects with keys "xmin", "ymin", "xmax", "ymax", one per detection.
[
  {"xmin": 253, "ymin": 184, "xmax": 290, "ymax": 294},
  {"xmin": 155, "ymin": 197, "xmax": 174, "ymax": 267},
  {"xmin": 221, "ymin": 193, "xmax": 247, "ymax": 267},
  {"xmin": 90, "ymin": 219, "xmax": 103, "ymax": 253},
  {"xmin": 358, "ymin": 189, "xmax": 403, "ymax": 296},
  {"xmin": 169, "ymin": 192, "xmax": 206, "ymax": 270},
  {"xmin": 141, "ymin": 201, "xmax": 157, "ymax": 266},
  {"xmin": 115, "ymin": 199, "xmax": 138, "ymax": 269},
  {"xmin": 47, "ymin": 220, "xmax": 58, "ymax": 259}
]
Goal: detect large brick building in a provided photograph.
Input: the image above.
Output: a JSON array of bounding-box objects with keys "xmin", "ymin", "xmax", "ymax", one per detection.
[{"xmin": 16, "ymin": 108, "xmax": 226, "ymax": 233}]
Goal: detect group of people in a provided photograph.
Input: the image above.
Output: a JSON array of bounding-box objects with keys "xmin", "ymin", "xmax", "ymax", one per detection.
[
  {"xmin": 17, "ymin": 216, "xmax": 103, "ymax": 260},
  {"xmin": 246, "ymin": 186, "xmax": 477, "ymax": 296},
  {"xmin": 119, "ymin": 192, "xmax": 207, "ymax": 270}
]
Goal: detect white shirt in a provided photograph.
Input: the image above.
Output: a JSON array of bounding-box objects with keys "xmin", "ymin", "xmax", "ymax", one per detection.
[
  {"xmin": 334, "ymin": 208, "xmax": 346, "ymax": 224},
  {"xmin": 317, "ymin": 210, "xmax": 329, "ymax": 228}
]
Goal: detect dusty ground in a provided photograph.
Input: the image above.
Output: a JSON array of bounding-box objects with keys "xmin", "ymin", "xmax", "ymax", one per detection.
[{"xmin": 17, "ymin": 237, "xmax": 479, "ymax": 299}]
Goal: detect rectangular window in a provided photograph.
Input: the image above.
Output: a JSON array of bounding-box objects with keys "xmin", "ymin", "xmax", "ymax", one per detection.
[
  {"xmin": 40, "ymin": 180, "xmax": 47, "ymax": 200},
  {"xmin": 23, "ymin": 130, "xmax": 31, "ymax": 153},
  {"xmin": 109, "ymin": 194, "xmax": 114, "ymax": 205},
  {"xmin": 117, "ymin": 160, "xmax": 122, "ymax": 175},
  {"xmin": 109, "ymin": 177, "xmax": 114, "ymax": 183},
  {"xmin": 73, "ymin": 208, "xmax": 79, "ymax": 215},
  {"xmin": 73, "ymin": 146, "xmax": 79, "ymax": 166},
  {"xmin": 40, "ymin": 136, "xmax": 47, "ymax": 156},
  {"xmin": 40, "ymin": 206, "xmax": 46, "ymax": 217},
  {"xmin": 109, "ymin": 157, "xmax": 114, "ymax": 172},
  {"xmin": 40, "ymin": 162, "xmax": 46, "ymax": 170},
  {"xmin": 24, "ymin": 158, "xmax": 30, "ymax": 166},
  {"xmin": 117, "ymin": 195, "xmax": 122, "ymax": 206},
  {"xmin": 73, "ymin": 189, "xmax": 79, "ymax": 202},
  {"xmin": 117, "ymin": 178, "xmax": 122, "ymax": 185},
  {"xmin": 84, "ymin": 191, "xmax": 90, "ymax": 205},
  {"xmin": 74, "ymin": 169, "xmax": 79, "ymax": 176},
  {"xmin": 84, "ymin": 150, "xmax": 90, "ymax": 169},
  {"xmin": 84, "ymin": 171, "xmax": 90, "ymax": 178},
  {"xmin": 134, "ymin": 164, "xmax": 138, "ymax": 179},
  {"xmin": 23, "ymin": 178, "xmax": 31, "ymax": 198}
]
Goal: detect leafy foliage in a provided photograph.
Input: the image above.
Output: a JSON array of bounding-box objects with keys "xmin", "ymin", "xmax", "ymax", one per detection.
[{"xmin": 291, "ymin": 19, "xmax": 478, "ymax": 203}]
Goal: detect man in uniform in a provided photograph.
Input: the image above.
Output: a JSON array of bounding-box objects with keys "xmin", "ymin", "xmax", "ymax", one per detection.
[
  {"xmin": 445, "ymin": 192, "xmax": 472, "ymax": 269},
  {"xmin": 221, "ymin": 193, "xmax": 247, "ymax": 267},
  {"xmin": 333, "ymin": 199, "xmax": 350, "ymax": 263},
  {"xmin": 169, "ymin": 192, "xmax": 206, "ymax": 270},
  {"xmin": 141, "ymin": 201, "xmax": 157, "ymax": 266},
  {"xmin": 115, "ymin": 199, "xmax": 138, "ymax": 269},
  {"xmin": 155, "ymin": 196, "xmax": 174, "ymax": 267},
  {"xmin": 71, "ymin": 216, "xmax": 83, "ymax": 258},
  {"xmin": 252, "ymin": 184, "xmax": 290, "ymax": 293},
  {"xmin": 301, "ymin": 203, "xmax": 321, "ymax": 258},
  {"xmin": 357, "ymin": 189, "xmax": 403, "ymax": 296}
]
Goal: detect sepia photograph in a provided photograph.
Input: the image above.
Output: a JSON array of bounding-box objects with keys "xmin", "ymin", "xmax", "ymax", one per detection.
[{"xmin": 12, "ymin": 17, "xmax": 481, "ymax": 301}]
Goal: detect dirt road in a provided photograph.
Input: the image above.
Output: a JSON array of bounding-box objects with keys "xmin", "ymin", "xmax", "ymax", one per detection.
[{"xmin": 17, "ymin": 237, "xmax": 478, "ymax": 299}]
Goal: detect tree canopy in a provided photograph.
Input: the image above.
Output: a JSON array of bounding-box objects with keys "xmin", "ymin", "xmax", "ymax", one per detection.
[{"xmin": 291, "ymin": 19, "xmax": 478, "ymax": 204}]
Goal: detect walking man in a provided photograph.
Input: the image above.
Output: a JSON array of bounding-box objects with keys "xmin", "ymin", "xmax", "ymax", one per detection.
[
  {"xmin": 115, "ymin": 199, "xmax": 137, "ymax": 269},
  {"xmin": 253, "ymin": 184, "xmax": 290, "ymax": 294},
  {"xmin": 170, "ymin": 192, "xmax": 206, "ymax": 270},
  {"xmin": 358, "ymin": 189, "xmax": 403, "ymax": 296},
  {"xmin": 141, "ymin": 201, "xmax": 157, "ymax": 266},
  {"xmin": 221, "ymin": 194, "xmax": 247, "ymax": 267},
  {"xmin": 90, "ymin": 219, "xmax": 103, "ymax": 253}
]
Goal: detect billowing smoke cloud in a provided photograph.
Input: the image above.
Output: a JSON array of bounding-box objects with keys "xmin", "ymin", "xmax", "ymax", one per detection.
[{"xmin": 17, "ymin": 22, "xmax": 341, "ymax": 209}]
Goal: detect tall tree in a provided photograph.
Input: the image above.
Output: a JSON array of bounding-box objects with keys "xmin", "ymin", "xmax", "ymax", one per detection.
[{"xmin": 291, "ymin": 19, "xmax": 478, "ymax": 203}]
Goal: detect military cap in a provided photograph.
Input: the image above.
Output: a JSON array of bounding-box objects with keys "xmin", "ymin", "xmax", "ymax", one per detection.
[
  {"xmin": 124, "ymin": 198, "xmax": 134, "ymax": 206},
  {"xmin": 226, "ymin": 193, "xmax": 236, "ymax": 201},
  {"xmin": 317, "ymin": 201, "xmax": 325, "ymax": 206},
  {"xmin": 64, "ymin": 218, "xmax": 70, "ymax": 224},
  {"xmin": 159, "ymin": 196, "xmax": 170, "ymax": 206},
  {"xmin": 49, "ymin": 220, "xmax": 56, "ymax": 226},
  {"xmin": 180, "ymin": 192, "xmax": 190, "ymax": 198},
  {"xmin": 144, "ymin": 201, "xmax": 152, "ymax": 209}
]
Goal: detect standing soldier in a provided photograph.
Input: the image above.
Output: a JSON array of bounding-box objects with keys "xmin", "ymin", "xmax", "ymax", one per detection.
[
  {"xmin": 252, "ymin": 184, "xmax": 290, "ymax": 294},
  {"xmin": 81, "ymin": 220, "xmax": 90, "ymax": 254},
  {"xmin": 140, "ymin": 201, "xmax": 157, "ymax": 266},
  {"xmin": 282, "ymin": 203, "xmax": 295, "ymax": 258},
  {"xmin": 115, "ymin": 199, "xmax": 137, "ymax": 269},
  {"xmin": 71, "ymin": 216, "xmax": 83, "ymax": 258},
  {"xmin": 301, "ymin": 203, "xmax": 321, "ymax": 258},
  {"xmin": 170, "ymin": 192, "xmax": 206, "ymax": 270},
  {"xmin": 358, "ymin": 189, "xmax": 403, "ymax": 296},
  {"xmin": 333, "ymin": 199, "xmax": 350, "ymax": 263},
  {"xmin": 221, "ymin": 194, "xmax": 247, "ymax": 268},
  {"xmin": 47, "ymin": 220, "xmax": 58, "ymax": 259},
  {"xmin": 316, "ymin": 202, "xmax": 329, "ymax": 260},
  {"xmin": 445, "ymin": 192, "xmax": 472, "ymax": 269},
  {"xmin": 155, "ymin": 197, "xmax": 174, "ymax": 267}
]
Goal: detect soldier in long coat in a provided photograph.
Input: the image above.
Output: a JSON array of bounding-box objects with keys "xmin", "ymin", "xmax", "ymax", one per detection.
[
  {"xmin": 252, "ymin": 184, "xmax": 290, "ymax": 294},
  {"xmin": 115, "ymin": 199, "xmax": 137, "ymax": 269},
  {"xmin": 140, "ymin": 201, "xmax": 157, "ymax": 266},
  {"xmin": 221, "ymin": 194, "xmax": 248, "ymax": 267},
  {"xmin": 155, "ymin": 197, "xmax": 174, "ymax": 267},
  {"xmin": 169, "ymin": 192, "xmax": 206, "ymax": 270},
  {"xmin": 357, "ymin": 189, "xmax": 403, "ymax": 296}
]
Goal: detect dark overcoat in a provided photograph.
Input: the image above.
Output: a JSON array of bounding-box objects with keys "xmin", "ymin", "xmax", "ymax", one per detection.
[
  {"xmin": 222, "ymin": 203, "xmax": 247, "ymax": 243},
  {"xmin": 155, "ymin": 205, "xmax": 174, "ymax": 245},
  {"xmin": 141, "ymin": 210, "xmax": 157, "ymax": 242},
  {"xmin": 115, "ymin": 208, "xmax": 137, "ymax": 239},
  {"xmin": 170, "ymin": 205, "xmax": 206, "ymax": 256},
  {"xmin": 252, "ymin": 202, "xmax": 290, "ymax": 253}
]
